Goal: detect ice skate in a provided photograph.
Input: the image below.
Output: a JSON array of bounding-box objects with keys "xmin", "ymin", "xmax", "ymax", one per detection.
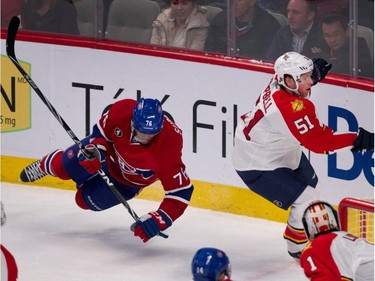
[{"xmin": 19, "ymin": 159, "xmax": 47, "ymax": 182}]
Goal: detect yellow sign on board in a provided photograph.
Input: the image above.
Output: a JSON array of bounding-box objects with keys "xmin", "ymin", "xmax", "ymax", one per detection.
[{"xmin": 1, "ymin": 55, "xmax": 31, "ymax": 133}]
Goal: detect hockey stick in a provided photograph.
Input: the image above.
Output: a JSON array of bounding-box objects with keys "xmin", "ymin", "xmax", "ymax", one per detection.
[{"xmin": 6, "ymin": 16, "xmax": 168, "ymax": 239}]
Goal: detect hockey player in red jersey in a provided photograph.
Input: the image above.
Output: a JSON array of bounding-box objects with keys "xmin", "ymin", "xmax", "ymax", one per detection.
[
  {"xmin": 20, "ymin": 98, "xmax": 194, "ymax": 243},
  {"xmin": 192, "ymin": 247, "xmax": 233, "ymax": 281},
  {"xmin": 1, "ymin": 202, "xmax": 18, "ymax": 281},
  {"xmin": 232, "ymin": 52, "xmax": 374, "ymax": 259},
  {"xmin": 300, "ymin": 201, "xmax": 374, "ymax": 280}
]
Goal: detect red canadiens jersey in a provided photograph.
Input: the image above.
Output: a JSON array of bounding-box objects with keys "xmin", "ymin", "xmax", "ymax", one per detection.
[
  {"xmin": 233, "ymin": 76, "xmax": 357, "ymax": 171},
  {"xmin": 93, "ymin": 99, "xmax": 193, "ymax": 221},
  {"xmin": 300, "ymin": 231, "xmax": 374, "ymax": 281},
  {"xmin": 1, "ymin": 245, "xmax": 18, "ymax": 281}
]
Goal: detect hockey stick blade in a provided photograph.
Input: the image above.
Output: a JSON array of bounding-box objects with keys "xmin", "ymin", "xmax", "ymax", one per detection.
[
  {"xmin": 6, "ymin": 16, "xmax": 20, "ymax": 60},
  {"xmin": 6, "ymin": 16, "xmax": 38, "ymax": 91},
  {"xmin": 6, "ymin": 17, "xmax": 81, "ymax": 147},
  {"xmin": 5, "ymin": 16, "xmax": 167, "ymax": 239}
]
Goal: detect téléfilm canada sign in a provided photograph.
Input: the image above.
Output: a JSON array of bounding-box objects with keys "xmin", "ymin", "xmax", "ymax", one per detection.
[{"xmin": 1, "ymin": 55, "xmax": 31, "ymax": 133}]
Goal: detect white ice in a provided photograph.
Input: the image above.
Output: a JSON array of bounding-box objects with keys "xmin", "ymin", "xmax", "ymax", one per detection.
[{"xmin": 1, "ymin": 182, "xmax": 308, "ymax": 281}]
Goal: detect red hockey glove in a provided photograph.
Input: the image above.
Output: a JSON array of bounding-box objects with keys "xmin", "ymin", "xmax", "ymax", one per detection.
[
  {"xmin": 351, "ymin": 127, "xmax": 374, "ymax": 153},
  {"xmin": 77, "ymin": 144, "xmax": 104, "ymax": 174},
  {"xmin": 133, "ymin": 210, "xmax": 172, "ymax": 243}
]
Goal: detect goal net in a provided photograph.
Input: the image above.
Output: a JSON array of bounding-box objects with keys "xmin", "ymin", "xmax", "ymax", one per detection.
[{"xmin": 338, "ymin": 197, "xmax": 374, "ymax": 243}]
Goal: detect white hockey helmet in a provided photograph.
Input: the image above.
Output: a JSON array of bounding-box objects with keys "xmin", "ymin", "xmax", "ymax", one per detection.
[
  {"xmin": 274, "ymin": 52, "xmax": 314, "ymax": 93},
  {"xmin": 302, "ymin": 201, "xmax": 340, "ymax": 241}
]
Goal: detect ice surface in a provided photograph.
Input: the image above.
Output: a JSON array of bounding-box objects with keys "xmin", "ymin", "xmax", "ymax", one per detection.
[{"xmin": 1, "ymin": 182, "xmax": 308, "ymax": 281}]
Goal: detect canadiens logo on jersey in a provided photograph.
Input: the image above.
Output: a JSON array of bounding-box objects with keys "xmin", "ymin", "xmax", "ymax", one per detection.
[
  {"xmin": 291, "ymin": 100, "xmax": 305, "ymax": 112},
  {"xmin": 67, "ymin": 149, "xmax": 75, "ymax": 159},
  {"xmin": 117, "ymin": 152, "xmax": 155, "ymax": 179}
]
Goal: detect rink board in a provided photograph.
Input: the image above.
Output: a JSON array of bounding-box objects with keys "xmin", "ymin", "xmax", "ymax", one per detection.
[{"xmin": 0, "ymin": 37, "xmax": 373, "ymax": 223}]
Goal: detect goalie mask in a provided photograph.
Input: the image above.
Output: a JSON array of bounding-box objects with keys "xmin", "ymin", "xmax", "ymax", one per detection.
[
  {"xmin": 302, "ymin": 201, "xmax": 340, "ymax": 241},
  {"xmin": 192, "ymin": 247, "xmax": 231, "ymax": 281},
  {"xmin": 274, "ymin": 52, "xmax": 314, "ymax": 95},
  {"xmin": 132, "ymin": 98, "xmax": 164, "ymax": 134}
]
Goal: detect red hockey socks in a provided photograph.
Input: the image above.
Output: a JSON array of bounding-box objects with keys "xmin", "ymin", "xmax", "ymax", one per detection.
[
  {"xmin": 40, "ymin": 150, "xmax": 70, "ymax": 180},
  {"xmin": 283, "ymin": 223, "xmax": 308, "ymax": 257}
]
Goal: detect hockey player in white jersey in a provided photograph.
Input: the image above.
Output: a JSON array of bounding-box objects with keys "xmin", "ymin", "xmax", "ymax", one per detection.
[
  {"xmin": 300, "ymin": 201, "xmax": 374, "ymax": 280},
  {"xmin": 232, "ymin": 52, "xmax": 374, "ymax": 259}
]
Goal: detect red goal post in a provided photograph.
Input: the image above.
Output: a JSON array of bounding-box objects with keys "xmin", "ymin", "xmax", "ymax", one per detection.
[{"xmin": 338, "ymin": 197, "xmax": 374, "ymax": 243}]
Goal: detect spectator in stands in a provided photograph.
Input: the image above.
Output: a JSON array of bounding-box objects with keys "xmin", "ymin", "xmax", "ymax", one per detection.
[
  {"xmin": 266, "ymin": 0, "xmax": 323, "ymax": 62},
  {"xmin": 316, "ymin": 13, "xmax": 373, "ymax": 78},
  {"xmin": 205, "ymin": 0, "xmax": 281, "ymax": 60},
  {"xmin": 300, "ymin": 201, "xmax": 374, "ymax": 280},
  {"xmin": 23, "ymin": 0, "xmax": 80, "ymax": 35},
  {"xmin": 1, "ymin": 0, "xmax": 23, "ymax": 28},
  {"xmin": 150, "ymin": 0, "xmax": 209, "ymax": 51}
]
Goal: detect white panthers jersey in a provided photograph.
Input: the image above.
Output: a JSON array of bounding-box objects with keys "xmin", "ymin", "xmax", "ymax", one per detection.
[{"xmin": 233, "ymin": 76, "xmax": 357, "ymax": 171}]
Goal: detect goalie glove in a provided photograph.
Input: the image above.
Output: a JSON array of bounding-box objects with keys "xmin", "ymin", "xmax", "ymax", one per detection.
[
  {"xmin": 133, "ymin": 210, "xmax": 172, "ymax": 243},
  {"xmin": 351, "ymin": 127, "xmax": 374, "ymax": 153},
  {"xmin": 312, "ymin": 58, "xmax": 332, "ymax": 85},
  {"xmin": 77, "ymin": 144, "xmax": 105, "ymax": 174}
]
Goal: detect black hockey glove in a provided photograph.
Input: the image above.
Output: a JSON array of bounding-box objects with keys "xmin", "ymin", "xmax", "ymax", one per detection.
[
  {"xmin": 312, "ymin": 58, "xmax": 332, "ymax": 85},
  {"xmin": 351, "ymin": 127, "xmax": 374, "ymax": 153}
]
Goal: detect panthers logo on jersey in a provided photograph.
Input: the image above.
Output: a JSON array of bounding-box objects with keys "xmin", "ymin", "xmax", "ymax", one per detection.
[{"xmin": 291, "ymin": 100, "xmax": 305, "ymax": 112}]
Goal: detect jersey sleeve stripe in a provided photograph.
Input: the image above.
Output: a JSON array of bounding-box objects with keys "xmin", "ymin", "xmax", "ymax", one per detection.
[
  {"xmin": 165, "ymin": 183, "xmax": 193, "ymax": 194},
  {"xmin": 164, "ymin": 195, "xmax": 191, "ymax": 205}
]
